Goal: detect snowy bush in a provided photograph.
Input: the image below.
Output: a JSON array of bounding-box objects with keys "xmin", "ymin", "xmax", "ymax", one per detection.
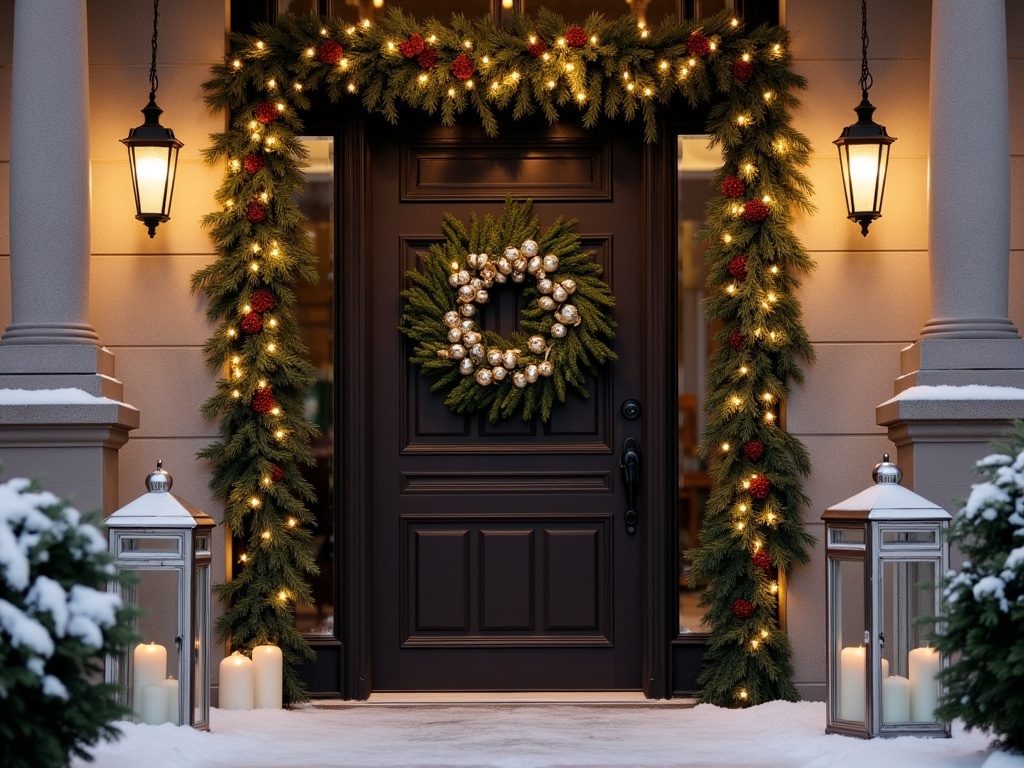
[
  {"xmin": 0, "ymin": 477, "xmax": 136, "ymax": 768},
  {"xmin": 932, "ymin": 421, "xmax": 1024, "ymax": 754}
]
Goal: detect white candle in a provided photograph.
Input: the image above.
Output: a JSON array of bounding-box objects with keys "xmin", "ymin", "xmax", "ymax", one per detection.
[
  {"xmin": 132, "ymin": 643, "xmax": 167, "ymax": 718},
  {"xmin": 909, "ymin": 646, "xmax": 940, "ymax": 722},
  {"xmin": 881, "ymin": 658, "xmax": 889, "ymax": 678},
  {"xmin": 882, "ymin": 674, "xmax": 911, "ymax": 723},
  {"xmin": 838, "ymin": 646, "xmax": 866, "ymax": 722},
  {"xmin": 219, "ymin": 651, "xmax": 254, "ymax": 710},
  {"xmin": 252, "ymin": 644, "xmax": 283, "ymax": 709},
  {"xmin": 140, "ymin": 684, "xmax": 169, "ymax": 725},
  {"xmin": 160, "ymin": 677, "xmax": 180, "ymax": 725}
]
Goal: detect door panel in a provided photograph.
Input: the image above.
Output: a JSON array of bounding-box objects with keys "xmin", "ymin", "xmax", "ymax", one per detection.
[{"xmin": 365, "ymin": 115, "xmax": 650, "ymax": 692}]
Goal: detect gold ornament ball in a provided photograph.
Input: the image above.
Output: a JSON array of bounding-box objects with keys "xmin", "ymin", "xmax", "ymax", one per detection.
[
  {"xmin": 542, "ymin": 254, "xmax": 559, "ymax": 272},
  {"xmin": 512, "ymin": 371, "xmax": 528, "ymax": 388},
  {"xmin": 459, "ymin": 358, "xmax": 475, "ymax": 375},
  {"xmin": 502, "ymin": 351, "xmax": 518, "ymax": 369},
  {"xmin": 447, "ymin": 327, "xmax": 463, "ymax": 343},
  {"xmin": 552, "ymin": 284, "xmax": 568, "ymax": 302},
  {"xmin": 538, "ymin": 360, "xmax": 555, "ymax": 377},
  {"xmin": 487, "ymin": 348, "xmax": 503, "ymax": 366},
  {"xmin": 538, "ymin": 296, "xmax": 557, "ymax": 311},
  {"xmin": 560, "ymin": 278, "xmax": 577, "ymax": 294},
  {"xmin": 475, "ymin": 368, "xmax": 493, "ymax": 386},
  {"xmin": 525, "ymin": 364, "xmax": 539, "ymax": 383},
  {"xmin": 550, "ymin": 323, "xmax": 567, "ymax": 339},
  {"xmin": 492, "ymin": 366, "xmax": 508, "ymax": 382},
  {"xmin": 444, "ymin": 311, "xmax": 460, "ymax": 327},
  {"xmin": 528, "ymin": 335, "xmax": 546, "ymax": 354},
  {"xmin": 521, "ymin": 239, "xmax": 539, "ymax": 257},
  {"xmin": 450, "ymin": 343, "xmax": 466, "ymax": 360},
  {"xmin": 527, "ymin": 256, "xmax": 543, "ymax": 274},
  {"xmin": 459, "ymin": 303, "xmax": 476, "ymax": 317},
  {"xmin": 470, "ymin": 343, "xmax": 486, "ymax": 362}
]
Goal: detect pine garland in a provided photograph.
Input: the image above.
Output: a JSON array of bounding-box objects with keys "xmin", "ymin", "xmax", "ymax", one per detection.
[
  {"xmin": 400, "ymin": 197, "xmax": 616, "ymax": 423},
  {"xmin": 197, "ymin": 7, "xmax": 814, "ymax": 705}
]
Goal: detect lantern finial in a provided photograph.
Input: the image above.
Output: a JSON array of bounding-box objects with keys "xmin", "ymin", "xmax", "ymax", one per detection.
[
  {"xmin": 145, "ymin": 460, "xmax": 173, "ymax": 493},
  {"xmin": 871, "ymin": 453, "xmax": 902, "ymax": 485}
]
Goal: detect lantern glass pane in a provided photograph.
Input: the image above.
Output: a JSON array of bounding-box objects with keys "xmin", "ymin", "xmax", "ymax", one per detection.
[
  {"xmin": 880, "ymin": 559, "xmax": 941, "ymax": 724},
  {"xmin": 831, "ymin": 557, "xmax": 867, "ymax": 723},
  {"xmin": 122, "ymin": 536, "xmax": 181, "ymax": 555},
  {"xmin": 130, "ymin": 569, "xmax": 182, "ymax": 725},
  {"xmin": 194, "ymin": 560, "xmax": 210, "ymax": 725},
  {"xmin": 830, "ymin": 526, "xmax": 866, "ymax": 546},
  {"xmin": 881, "ymin": 529, "xmax": 938, "ymax": 546},
  {"xmin": 846, "ymin": 143, "xmax": 882, "ymax": 214},
  {"xmin": 132, "ymin": 146, "xmax": 172, "ymax": 216}
]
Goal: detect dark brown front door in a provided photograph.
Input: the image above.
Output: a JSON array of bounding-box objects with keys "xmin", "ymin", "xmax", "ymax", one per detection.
[{"xmin": 349, "ymin": 113, "xmax": 669, "ymax": 694}]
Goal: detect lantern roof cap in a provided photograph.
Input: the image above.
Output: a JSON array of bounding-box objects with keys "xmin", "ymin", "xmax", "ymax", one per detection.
[
  {"xmin": 106, "ymin": 461, "xmax": 215, "ymax": 529},
  {"xmin": 823, "ymin": 454, "xmax": 951, "ymax": 521}
]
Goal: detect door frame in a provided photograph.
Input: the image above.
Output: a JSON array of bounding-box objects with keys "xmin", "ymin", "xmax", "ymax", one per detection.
[{"xmin": 334, "ymin": 110, "xmax": 678, "ymax": 700}]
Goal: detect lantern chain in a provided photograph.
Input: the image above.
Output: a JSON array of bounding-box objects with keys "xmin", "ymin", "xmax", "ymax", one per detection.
[
  {"xmin": 148, "ymin": 0, "xmax": 159, "ymax": 100},
  {"xmin": 859, "ymin": 0, "xmax": 873, "ymax": 98}
]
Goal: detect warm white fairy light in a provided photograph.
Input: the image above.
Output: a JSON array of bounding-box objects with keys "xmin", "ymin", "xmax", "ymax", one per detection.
[
  {"xmin": 250, "ymin": 497, "xmax": 261, "ymax": 508},
  {"xmin": 731, "ymin": 395, "xmax": 743, "ymax": 407},
  {"xmin": 723, "ymin": 233, "xmax": 733, "ymax": 243},
  {"xmin": 232, "ymin": 59, "xmax": 242, "ymax": 69},
  {"xmin": 721, "ymin": 442, "xmax": 731, "ymax": 452},
  {"xmin": 255, "ymin": 41, "xmax": 266, "ymax": 51},
  {"xmin": 267, "ymin": 78, "xmax": 277, "ymax": 89},
  {"xmin": 447, "ymin": 87, "xmax": 456, "ymax": 97},
  {"xmin": 742, "ymin": 53, "xmax": 751, "ymax": 63},
  {"xmin": 232, "ymin": 389, "xmax": 241, "ymax": 398}
]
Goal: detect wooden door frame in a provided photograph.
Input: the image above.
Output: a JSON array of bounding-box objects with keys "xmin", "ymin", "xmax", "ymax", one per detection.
[{"xmin": 336, "ymin": 111, "xmax": 677, "ymax": 700}]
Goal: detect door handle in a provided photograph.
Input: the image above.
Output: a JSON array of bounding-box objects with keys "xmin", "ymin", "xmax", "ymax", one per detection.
[{"xmin": 620, "ymin": 437, "xmax": 641, "ymax": 536}]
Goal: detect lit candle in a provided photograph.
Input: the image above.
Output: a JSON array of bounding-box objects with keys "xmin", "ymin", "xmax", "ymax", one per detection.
[
  {"xmin": 909, "ymin": 646, "xmax": 940, "ymax": 722},
  {"xmin": 838, "ymin": 646, "xmax": 866, "ymax": 722},
  {"xmin": 160, "ymin": 677, "xmax": 180, "ymax": 725},
  {"xmin": 140, "ymin": 683, "xmax": 169, "ymax": 725},
  {"xmin": 252, "ymin": 644, "xmax": 283, "ymax": 709},
  {"xmin": 132, "ymin": 643, "xmax": 167, "ymax": 718},
  {"xmin": 881, "ymin": 675, "xmax": 911, "ymax": 723},
  {"xmin": 218, "ymin": 651, "xmax": 254, "ymax": 710}
]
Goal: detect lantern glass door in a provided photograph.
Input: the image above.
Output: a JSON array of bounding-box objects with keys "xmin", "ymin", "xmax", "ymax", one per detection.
[
  {"xmin": 193, "ymin": 536, "xmax": 211, "ymax": 728},
  {"xmin": 831, "ymin": 554, "xmax": 868, "ymax": 725},
  {"xmin": 130, "ymin": 567, "xmax": 183, "ymax": 725}
]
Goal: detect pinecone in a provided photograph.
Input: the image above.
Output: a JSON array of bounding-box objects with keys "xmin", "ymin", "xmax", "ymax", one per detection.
[
  {"xmin": 687, "ymin": 31, "xmax": 710, "ymax": 57},
  {"xmin": 318, "ymin": 39, "xmax": 343, "ymax": 65},
  {"xmin": 565, "ymin": 26, "xmax": 588, "ymax": 48},
  {"xmin": 744, "ymin": 199, "xmax": 770, "ymax": 223}
]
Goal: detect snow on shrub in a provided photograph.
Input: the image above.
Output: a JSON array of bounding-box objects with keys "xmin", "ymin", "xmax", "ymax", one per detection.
[
  {"xmin": 932, "ymin": 421, "xmax": 1024, "ymax": 754},
  {"xmin": 0, "ymin": 477, "xmax": 136, "ymax": 768}
]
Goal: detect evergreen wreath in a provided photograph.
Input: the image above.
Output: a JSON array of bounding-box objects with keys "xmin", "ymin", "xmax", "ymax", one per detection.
[
  {"xmin": 198, "ymin": 7, "xmax": 815, "ymax": 706},
  {"xmin": 401, "ymin": 197, "xmax": 616, "ymax": 423}
]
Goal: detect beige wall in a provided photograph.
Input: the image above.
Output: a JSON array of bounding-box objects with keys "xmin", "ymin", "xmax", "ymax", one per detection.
[{"xmin": 1, "ymin": 0, "xmax": 1021, "ymax": 701}]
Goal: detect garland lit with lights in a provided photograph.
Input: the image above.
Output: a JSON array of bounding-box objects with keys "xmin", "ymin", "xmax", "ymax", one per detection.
[
  {"xmin": 401, "ymin": 198, "xmax": 616, "ymax": 423},
  {"xmin": 196, "ymin": 7, "xmax": 814, "ymax": 705}
]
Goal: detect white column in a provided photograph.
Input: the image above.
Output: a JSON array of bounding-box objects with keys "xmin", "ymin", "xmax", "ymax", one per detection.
[
  {"xmin": 2, "ymin": 0, "xmax": 98, "ymax": 345},
  {"xmin": 922, "ymin": 0, "xmax": 1017, "ymax": 339}
]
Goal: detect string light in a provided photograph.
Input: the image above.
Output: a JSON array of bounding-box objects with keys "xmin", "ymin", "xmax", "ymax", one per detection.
[
  {"xmin": 261, "ymin": 530, "xmax": 271, "ymax": 540},
  {"xmin": 721, "ymin": 442, "xmax": 731, "ymax": 452},
  {"xmin": 250, "ymin": 497, "xmax": 261, "ymax": 508},
  {"xmin": 232, "ymin": 59, "xmax": 242, "ymax": 69}
]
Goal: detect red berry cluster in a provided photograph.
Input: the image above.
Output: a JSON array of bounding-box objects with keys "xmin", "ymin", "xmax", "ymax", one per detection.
[
  {"xmin": 565, "ymin": 26, "xmax": 588, "ymax": 48},
  {"xmin": 254, "ymin": 102, "xmax": 278, "ymax": 124},
  {"xmin": 246, "ymin": 201, "xmax": 266, "ymax": 223},
  {"xmin": 241, "ymin": 312, "xmax": 263, "ymax": 334},
  {"xmin": 729, "ymin": 330, "xmax": 745, "ymax": 350},
  {"xmin": 721, "ymin": 175, "xmax": 745, "ymax": 198},
  {"xmin": 399, "ymin": 34, "xmax": 424, "ymax": 59},
  {"xmin": 733, "ymin": 59, "xmax": 754, "ymax": 83},
  {"xmin": 318, "ymin": 39, "xmax": 344, "ymax": 65},
  {"xmin": 270, "ymin": 464, "xmax": 285, "ymax": 483},
  {"xmin": 528, "ymin": 39, "xmax": 547, "ymax": 58},
  {"xmin": 244, "ymin": 153, "xmax": 265, "ymax": 174},
  {"xmin": 416, "ymin": 46, "xmax": 438, "ymax": 69},
  {"xmin": 743, "ymin": 199, "xmax": 770, "ymax": 223},
  {"xmin": 732, "ymin": 598, "xmax": 754, "ymax": 619},
  {"xmin": 728, "ymin": 255, "xmax": 748, "ymax": 281},
  {"xmin": 749, "ymin": 475, "xmax": 771, "ymax": 500},
  {"xmin": 449, "ymin": 53, "xmax": 475, "ymax": 81},
  {"xmin": 686, "ymin": 31, "xmax": 710, "ymax": 57},
  {"xmin": 249, "ymin": 289, "xmax": 277, "ymax": 313},
  {"xmin": 252, "ymin": 387, "xmax": 277, "ymax": 414},
  {"xmin": 743, "ymin": 439, "xmax": 765, "ymax": 462},
  {"xmin": 752, "ymin": 550, "xmax": 773, "ymax": 571}
]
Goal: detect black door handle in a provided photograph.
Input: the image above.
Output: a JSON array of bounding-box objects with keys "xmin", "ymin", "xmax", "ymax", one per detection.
[{"xmin": 620, "ymin": 437, "xmax": 640, "ymax": 536}]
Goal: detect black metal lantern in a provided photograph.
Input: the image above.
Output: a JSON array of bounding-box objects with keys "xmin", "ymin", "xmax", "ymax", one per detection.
[
  {"xmin": 122, "ymin": 0, "xmax": 182, "ymax": 238},
  {"xmin": 834, "ymin": 0, "xmax": 895, "ymax": 237}
]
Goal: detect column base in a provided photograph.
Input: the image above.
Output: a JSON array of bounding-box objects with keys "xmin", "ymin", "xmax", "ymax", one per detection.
[{"xmin": 919, "ymin": 317, "xmax": 1020, "ymax": 339}]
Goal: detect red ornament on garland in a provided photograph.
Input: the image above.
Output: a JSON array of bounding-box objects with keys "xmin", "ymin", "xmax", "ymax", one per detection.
[
  {"xmin": 749, "ymin": 474, "xmax": 770, "ymax": 500},
  {"xmin": 241, "ymin": 312, "xmax": 263, "ymax": 334},
  {"xmin": 254, "ymin": 102, "xmax": 278, "ymax": 124},
  {"xmin": 318, "ymin": 39, "xmax": 344, "ymax": 65},
  {"xmin": 250, "ymin": 289, "xmax": 277, "ymax": 313},
  {"xmin": 744, "ymin": 199, "xmax": 770, "ymax": 223},
  {"xmin": 732, "ymin": 598, "xmax": 754, "ymax": 619},
  {"xmin": 243, "ymin": 153, "xmax": 265, "ymax": 174},
  {"xmin": 743, "ymin": 439, "xmax": 765, "ymax": 462},
  {"xmin": 565, "ymin": 25, "xmax": 588, "ymax": 48},
  {"xmin": 728, "ymin": 255, "xmax": 748, "ymax": 281},
  {"xmin": 528, "ymin": 39, "xmax": 547, "ymax": 58},
  {"xmin": 270, "ymin": 464, "xmax": 285, "ymax": 483},
  {"xmin": 450, "ymin": 53, "xmax": 475, "ymax": 81},
  {"xmin": 728, "ymin": 330, "xmax": 745, "ymax": 350},
  {"xmin": 752, "ymin": 549, "xmax": 773, "ymax": 571},
  {"xmin": 721, "ymin": 175, "xmax": 745, "ymax": 198},
  {"xmin": 416, "ymin": 46, "xmax": 438, "ymax": 69},
  {"xmin": 400, "ymin": 34, "xmax": 425, "ymax": 59},
  {"xmin": 687, "ymin": 31, "xmax": 711, "ymax": 57},
  {"xmin": 246, "ymin": 201, "xmax": 267, "ymax": 223},
  {"xmin": 252, "ymin": 388, "xmax": 276, "ymax": 414},
  {"xmin": 733, "ymin": 58, "xmax": 754, "ymax": 83}
]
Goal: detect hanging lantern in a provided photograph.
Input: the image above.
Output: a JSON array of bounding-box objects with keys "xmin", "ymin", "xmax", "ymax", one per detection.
[
  {"xmin": 122, "ymin": 0, "xmax": 183, "ymax": 238},
  {"xmin": 834, "ymin": 0, "xmax": 895, "ymax": 236},
  {"xmin": 822, "ymin": 455, "xmax": 951, "ymax": 739},
  {"xmin": 105, "ymin": 462, "xmax": 214, "ymax": 730}
]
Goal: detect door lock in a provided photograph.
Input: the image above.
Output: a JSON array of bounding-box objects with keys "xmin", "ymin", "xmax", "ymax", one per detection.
[{"xmin": 620, "ymin": 437, "xmax": 641, "ymax": 536}]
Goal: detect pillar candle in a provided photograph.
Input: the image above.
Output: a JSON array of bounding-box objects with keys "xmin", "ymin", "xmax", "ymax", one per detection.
[
  {"xmin": 909, "ymin": 646, "xmax": 940, "ymax": 722},
  {"xmin": 838, "ymin": 646, "xmax": 866, "ymax": 722},
  {"xmin": 160, "ymin": 677, "xmax": 180, "ymax": 726},
  {"xmin": 881, "ymin": 658, "xmax": 889, "ymax": 678},
  {"xmin": 252, "ymin": 644, "xmax": 283, "ymax": 709},
  {"xmin": 219, "ymin": 651, "xmax": 254, "ymax": 710},
  {"xmin": 881, "ymin": 675, "xmax": 911, "ymax": 724},
  {"xmin": 132, "ymin": 643, "xmax": 167, "ymax": 717},
  {"xmin": 140, "ymin": 684, "xmax": 169, "ymax": 725}
]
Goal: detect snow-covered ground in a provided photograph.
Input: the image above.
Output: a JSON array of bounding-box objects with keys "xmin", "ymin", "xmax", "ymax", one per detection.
[{"xmin": 71, "ymin": 700, "xmax": 1022, "ymax": 768}]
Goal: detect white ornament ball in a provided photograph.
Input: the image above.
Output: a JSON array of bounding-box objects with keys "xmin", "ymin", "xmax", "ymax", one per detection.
[
  {"xmin": 444, "ymin": 311, "xmax": 461, "ymax": 328},
  {"xmin": 492, "ymin": 366, "xmax": 507, "ymax": 382},
  {"xmin": 537, "ymin": 279, "xmax": 554, "ymax": 294},
  {"xmin": 460, "ymin": 304, "xmax": 476, "ymax": 317},
  {"xmin": 447, "ymin": 327, "xmax": 463, "ymax": 343},
  {"xmin": 552, "ymin": 285, "xmax": 568, "ymax": 303},
  {"xmin": 521, "ymin": 240, "xmax": 539, "ymax": 257},
  {"xmin": 538, "ymin": 360, "xmax": 555, "ymax": 377},
  {"xmin": 449, "ymin": 273, "xmax": 461, "ymax": 288},
  {"xmin": 496, "ymin": 257, "xmax": 512, "ymax": 275},
  {"xmin": 550, "ymin": 323, "xmax": 567, "ymax": 338},
  {"xmin": 470, "ymin": 344, "xmax": 485, "ymax": 362},
  {"xmin": 528, "ymin": 335, "xmax": 547, "ymax": 354},
  {"xmin": 475, "ymin": 368, "xmax": 493, "ymax": 386},
  {"xmin": 458, "ymin": 285, "xmax": 476, "ymax": 303},
  {"xmin": 525, "ymin": 364, "xmax": 539, "ymax": 384},
  {"xmin": 457, "ymin": 269, "xmax": 471, "ymax": 286},
  {"xmin": 475, "ymin": 289, "xmax": 489, "ymax": 304},
  {"xmin": 513, "ymin": 257, "xmax": 528, "ymax": 273},
  {"xmin": 560, "ymin": 278, "xmax": 577, "ymax": 294},
  {"xmin": 460, "ymin": 319, "xmax": 475, "ymax": 332},
  {"xmin": 487, "ymin": 348, "xmax": 503, "ymax": 367},
  {"xmin": 459, "ymin": 358, "xmax": 475, "ymax": 375},
  {"xmin": 502, "ymin": 351, "xmax": 518, "ymax": 369},
  {"xmin": 538, "ymin": 296, "xmax": 557, "ymax": 311},
  {"xmin": 542, "ymin": 254, "xmax": 559, "ymax": 272},
  {"xmin": 450, "ymin": 344, "xmax": 467, "ymax": 360},
  {"xmin": 527, "ymin": 256, "xmax": 543, "ymax": 274},
  {"xmin": 512, "ymin": 371, "xmax": 528, "ymax": 388},
  {"xmin": 557, "ymin": 304, "xmax": 580, "ymax": 325},
  {"xmin": 463, "ymin": 331, "xmax": 481, "ymax": 346},
  {"xmin": 504, "ymin": 246, "xmax": 521, "ymax": 261}
]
